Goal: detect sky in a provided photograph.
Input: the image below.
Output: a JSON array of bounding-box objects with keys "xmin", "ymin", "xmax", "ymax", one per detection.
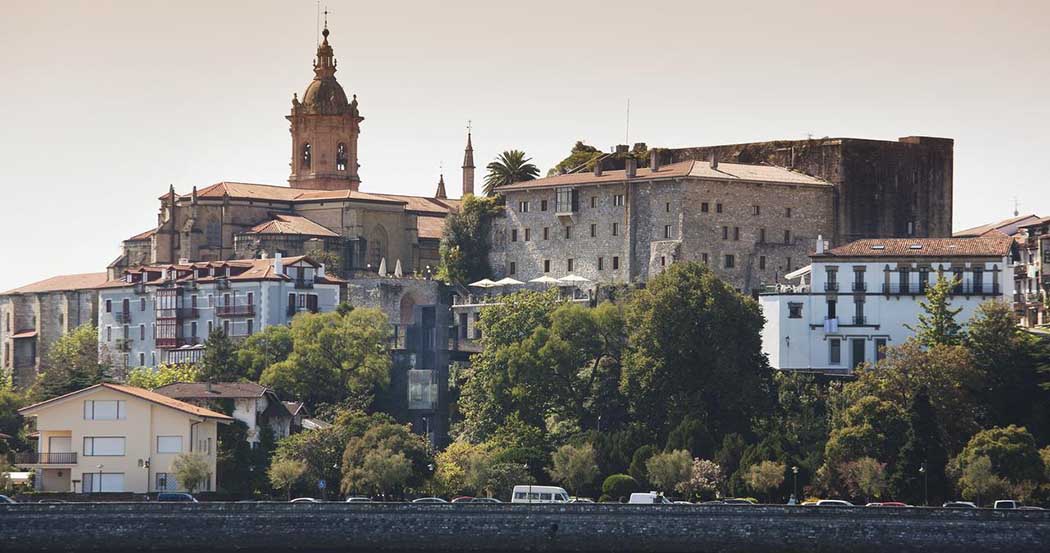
[{"xmin": 1, "ymin": 0, "xmax": 1048, "ymax": 291}]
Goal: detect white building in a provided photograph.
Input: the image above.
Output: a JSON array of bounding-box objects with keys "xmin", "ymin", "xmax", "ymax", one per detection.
[
  {"xmin": 97, "ymin": 255, "xmax": 343, "ymax": 372},
  {"xmin": 153, "ymin": 382, "xmax": 294, "ymax": 446},
  {"xmin": 760, "ymin": 236, "xmax": 1016, "ymax": 374}
]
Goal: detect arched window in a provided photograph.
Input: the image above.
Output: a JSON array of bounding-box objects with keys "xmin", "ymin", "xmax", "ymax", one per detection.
[
  {"xmin": 301, "ymin": 143, "xmax": 312, "ymax": 170},
  {"xmin": 336, "ymin": 143, "xmax": 347, "ymax": 171},
  {"xmin": 370, "ymin": 224, "xmax": 388, "ymax": 269}
]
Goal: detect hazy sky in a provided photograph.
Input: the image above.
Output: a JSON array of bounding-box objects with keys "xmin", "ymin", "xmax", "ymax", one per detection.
[{"xmin": 1, "ymin": 0, "xmax": 1048, "ymax": 291}]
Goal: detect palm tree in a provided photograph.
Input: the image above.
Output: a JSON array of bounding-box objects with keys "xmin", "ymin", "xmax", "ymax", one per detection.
[{"xmin": 484, "ymin": 150, "xmax": 540, "ymax": 196}]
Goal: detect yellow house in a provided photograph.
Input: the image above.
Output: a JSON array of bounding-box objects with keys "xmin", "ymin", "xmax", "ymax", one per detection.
[{"xmin": 17, "ymin": 382, "xmax": 233, "ymax": 494}]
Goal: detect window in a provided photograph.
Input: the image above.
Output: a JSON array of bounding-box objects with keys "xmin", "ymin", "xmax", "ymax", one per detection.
[
  {"xmin": 511, "ymin": 229, "xmax": 518, "ymax": 242},
  {"xmin": 854, "ymin": 299, "xmax": 865, "ymax": 325},
  {"xmin": 157, "ymin": 436, "xmax": 183, "ymax": 454},
  {"xmin": 540, "ymin": 199, "xmax": 548, "ymax": 211},
  {"xmin": 105, "ymin": 299, "xmax": 112, "ymax": 313},
  {"xmin": 612, "ymin": 257, "xmax": 620, "ymax": 270},
  {"xmin": 247, "ymin": 319, "xmax": 254, "ymax": 335},
  {"xmin": 139, "ymin": 325, "xmax": 145, "ymax": 341},
  {"xmin": 564, "ymin": 226, "xmax": 572, "ymax": 240},
  {"xmin": 724, "ymin": 254, "xmax": 735, "ymax": 268},
  {"xmin": 666, "ymin": 202, "xmax": 671, "ymax": 213},
  {"xmin": 597, "ymin": 257, "xmax": 604, "ymax": 270},
  {"xmin": 664, "ymin": 225, "xmax": 672, "ymax": 239},
  {"xmin": 759, "ymin": 228, "xmax": 766, "ymax": 243},
  {"xmin": 733, "ymin": 227, "xmax": 740, "ymax": 241},
  {"xmin": 556, "ymin": 188, "xmax": 578, "ymax": 213},
  {"xmin": 223, "ymin": 320, "xmax": 230, "ymax": 335},
  {"xmin": 509, "ymin": 262, "xmax": 516, "ymax": 275},
  {"xmin": 590, "ymin": 196, "xmax": 596, "ymax": 208},
  {"xmin": 151, "ymin": 351, "xmax": 155, "ymax": 366},
  {"xmin": 786, "ymin": 257, "xmax": 792, "ymax": 271},
  {"xmin": 612, "ymin": 222, "xmax": 619, "ymax": 236},
  {"xmin": 851, "ymin": 338, "xmax": 866, "ymax": 368},
  {"xmin": 660, "ymin": 256, "xmax": 666, "ymax": 267},
  {"xmin": 590, "ymin": 224, "xmax": 597, "ymax": 238},
  {"xmin": 567, "ymin": 259, "xmax": 574, "ymax": 271},
  {"xmin": 83, "ymin": 436, "xmax": 126, "ymax": 456},
  {"xmin": 543, "ymin": 227, "xmax": 549, "ymax": 240},
  {"xmin": 83, "ymin": 472, "xmax": 125, "ymax": 493},
  {"xmin": 138, "ymin": 352, "xmax": 145, "ymax": 366},
  {"xmin": 716, "ymin": 203, "xmax": 723, "ymax": 213},
  {"xmin": 759, "ymin": 256, "xmax": 766, "ymax": 270},
  {"xmin": 702, "ymin": 253, "xmax": 709, "ymax": 265},
  {"xmin": 827, "ymin": 299, "xmax": 837, "ymax": 319},
  {"xmin": 753, "ymin": 205, "xmax": 760, "ymax": 216},
  {"xmin": 907, "ymin": 221, "xmax": 915, "ymax": 236},
  {"xmin": 140, "ymin": 298, "xmax": 146, "ymax": 311},
  {"xmin": 613, "ymin": 194, "xmax": 625, "ymax": 207},
  {"xmin": 524, "ymin": 228, "xmax": 531, "ymax": 241},
  {"xmin": 701, "ymin": 202, "xmax": 709, "ymax": 213},
  {"xmin": 301, "ymin": 143, "xmax": 311, "ymax": 169},
  {"xmin": 518, "ymin": 201, "xmax": 529, "ymax": 213},
  {"xmin": 784, "ymin": 230, "xmax": 791, "ymax": 244},
  {"xmin": 722, "ymin": 226, "xmax": 729, "ymax": 240},
  {"xmin": 247, "ymin": 292, "xmax": 253, "ymax": 305},
  {"xmin": 336, "ymin": 143, "xmax": 347, "ymax": 171},
  {"xmin": 785, "ymin": 207, "xmax": 792, "ymax": 218},
  {"xmin": 788, "ymin": 303, "xmax": 803, "ymax": 319},
  {"xmin": 106, "ymin": 326, "xmax": 112, "ymax": 342},
  {"xmin": 829, "ymin": 338, "xmax": 842, "ymax": 365},
  {"xmin": 875, "ymin": 338, "xmax": 888, "ymax": 362},
  {"xmin": 191, "ymin": 321, "xmax": 198, "ymax": 338},
  {"xmin": 156, "ymin": 473, "xmax": 178, "ymax": 492},
  {"xmin": 544, "ymin": 260, "xmax": 551, "ymax": 273},
  {"xmin": 84, "ymin": 400, "xmax": 126, "ymax": 420},
  {"xmin": 208, "ymin": 320, "xmax": 213, "ymax": 335}
]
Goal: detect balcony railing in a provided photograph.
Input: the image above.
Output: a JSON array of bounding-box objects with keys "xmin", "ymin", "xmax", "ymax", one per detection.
[
  {"xmin": 294, "ymin": 279, "xmax": 314, "ymax": 289},
  {"xmin": 853, "ymin": 316, "xmax": 867, "ymax": 325},
  {"xmin": 157, "ymin": 336, "xmax": 201, "ymax": 349},
  {"xmin": 852, "ymin": 282, "xmax": 867, "ymax": 292},
  {"xmin": 216, "ymin": 304, "xmax": 255, "ymax": 317},
  {"xmin": 883, "ymin": 283, "xmax": 1000, "ymax": 296},
  {"xmin": 15, "ymin": 451, "xmax": 77, "ymax": 465},
  {"xmin": 177, "ymin": 308, "xmax": 199, "ymax": 319},
  {"xmin": 824, "ymin": 282, "xmax": 839, "ymax": 292},
  {"xmin": 113, "ymin": 311, "xmax": 132, "ymax": 324},
  {"xmin": 115, "ymin": 338, "xmax": 133, "ymax": 352}
]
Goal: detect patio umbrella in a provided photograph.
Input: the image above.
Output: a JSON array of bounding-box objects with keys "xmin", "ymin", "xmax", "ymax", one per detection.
[
  {"xmin": 469, "ymin": 278, "xmax": 498, "ymax": 288},
  {"xmin": 377, "ymin": 257, "xmax": 387, "ymax": 276},
  {"xmin": 558, "ymin": 274, "xmax": 592, "ymax": 285},
  {"xmin": 494, "ymin": 277, "xmax": 524, "ymax": 286},
  {"xmin": 529, "ymin": 275, "xmax": 561, "ymax": 286},
  {"xmin": 394, "ymin": 259, "xmax": 403, "ymax": 278}
]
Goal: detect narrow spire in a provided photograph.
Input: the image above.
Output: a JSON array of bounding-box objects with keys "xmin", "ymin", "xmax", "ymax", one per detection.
[
  {"xmin": 461, "ymin": 123, "xmax": 475, "ymax": 197},
  {"xmin": 435, "ymin": 173, "xmax": 447, "ymax": 200}
]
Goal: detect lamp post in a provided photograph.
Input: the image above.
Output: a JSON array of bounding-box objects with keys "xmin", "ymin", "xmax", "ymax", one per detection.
[
  {"xmin": 919, "ymin": 463, "xmax": 928, "ymax": 507},
  {"xmin": 791, "ymin": 466, "xmax": 799, "ymax": 504},
  {"xmin": 96, "ymin": 464, "xmax": 104, "ymax": 493}
]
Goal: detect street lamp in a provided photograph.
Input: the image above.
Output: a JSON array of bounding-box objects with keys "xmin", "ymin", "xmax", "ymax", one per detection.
[
  {"xmin": 919, "ymin": 463, "xmax": 928, "ymax": 507},
  {"xmin": 96, "ymin": 464, "xmax": 104, "ymax": 493},
  {"xmin": 791, "ymin": 466, "xmax": 799, "ymax": 504}
]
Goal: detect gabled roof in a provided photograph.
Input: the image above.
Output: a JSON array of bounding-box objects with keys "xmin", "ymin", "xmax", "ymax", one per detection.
[
  {"xmin": 815, "ymin": 236, "xmax": 1015, "ymax": 259},
  {"xmin": 417, "ymin": 215, "xmax": 447, "ymax": 240},
  {"xmin": 245, "ymin": 214, "xmax": 340, "ymax": 237},
  {"xmin": 154, "ymin": 382, "xmax": 271, "ymax": 400},
  {"xmin": 100, "ymin": 255, "xmax": 346, "ymax": 288},
  {"xmin": 497, "ymin": 159, "xmax": 830, "ymax": 191},
  {"xmin": 186, "ymin": 181, "xmax": 419, "ymax": 207},
  {"xmin": 18, "ymin": 382, "xmax": 234, "ymax": 422},
  {"xmin": 127, "ymin": 228, "xmax": 159, "ymax": 241},
  {"xmin": 282, "ymin": 401, "xmax": 307, "ymax": 416},
  {"xmin": 2, "ymin": 272, "xmax": 110, "ymax": 295},
  {"xmin": 954, "ymin": 214, "xmax": 1042, "ymax": 238}
]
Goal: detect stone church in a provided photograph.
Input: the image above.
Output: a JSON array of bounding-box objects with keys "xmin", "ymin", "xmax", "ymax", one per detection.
[{"xmin": 109, "ymin": 24, "xmax": 473, "ymax": 278}]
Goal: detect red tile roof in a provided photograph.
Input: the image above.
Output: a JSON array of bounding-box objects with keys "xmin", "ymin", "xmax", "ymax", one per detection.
[
  {"xmin": 816, "ymin": 236, "xmax": 1015, "ymax": 258},
  {"xmin": 246, "ymin": 214, "xmax": 340, "ymax": 237},
  {"xmin": 497, "ymin": 160, "xmax": 830, "ymax": 191},
  {"xmin": 953, "ymin": 214, "xmax": 1042, "ymax": 238},
  {"xmin": 417, "ymin": 215, "xmax": 446, "ymax": 240},
  {"xmin": 154, "ymin": 382, "xmax": 270, "ymax": 399},
  {"xmin": 100, "ymin": 255, "xmax": 346, "ymax": 288},
  {"xmin": 127, "ymin": 228, "xmax": 159, "ymax": 241},
  {"xmin": 2, "ymin": 272, "xmax": 110, "ymax": 295},
  {"xmin": 18, "ymin": 382, "xmax": 234, "ymax": 422}
]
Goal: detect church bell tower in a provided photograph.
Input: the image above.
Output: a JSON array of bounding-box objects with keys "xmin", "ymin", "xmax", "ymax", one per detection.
[{"xmin": 287, "ymin": 23, "xmax": 363, "ymax": 191}]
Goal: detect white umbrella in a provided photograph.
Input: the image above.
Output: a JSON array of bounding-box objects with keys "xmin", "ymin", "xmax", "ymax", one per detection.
[
  {"xmin": 558, "ymin": 274, "xmax": 591, "ymax": 285},
  {"xmin": 377, "ymin": 257, "xmax": 387, "ymax": 276},
  {"xmin": 494, "ymin": 277, "xmax": 524, "ymax": 286},
  {"xmin": 469, "ymin": 278, "xmax": 498, "ymax": 288},
  {"xmin": 394, "ymin": 259, "xmax": 403, "ymax": 278},
  {"xmin": 529, "ymin": 275, "xmax": 561, "ymax": 285}
]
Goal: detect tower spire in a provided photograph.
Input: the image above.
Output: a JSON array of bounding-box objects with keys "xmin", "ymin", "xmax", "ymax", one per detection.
[
  {"xmin": 462, "ymin": 121, "xmax": 475, "ymax": 197},
  {"xmin": 435, "ymin": 172, "xmax": 447, "ymax": 200}
]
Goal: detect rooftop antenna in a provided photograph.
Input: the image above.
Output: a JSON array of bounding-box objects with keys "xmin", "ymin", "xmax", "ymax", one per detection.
[
  {"xmin": 625, "ymin": 98, "xmax": 631, "ymax": 145},
  {"xmin": 1013, "ymin": 196, "xmax": 1019, "ymax": 217},
  {"xmin": 316, "ymin": 1, "xmax": 320, "ymax": 46}
]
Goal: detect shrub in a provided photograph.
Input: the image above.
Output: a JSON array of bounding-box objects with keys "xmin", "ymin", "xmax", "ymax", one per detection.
[{"xmin": 602, "ymin": 474, "xmax": 639, "ymax": 501}]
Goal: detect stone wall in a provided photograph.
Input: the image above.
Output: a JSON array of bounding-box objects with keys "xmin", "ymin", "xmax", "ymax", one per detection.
[{"xmin": 2, "ymin": 502, "xmax": 1048, "ymax": 553}]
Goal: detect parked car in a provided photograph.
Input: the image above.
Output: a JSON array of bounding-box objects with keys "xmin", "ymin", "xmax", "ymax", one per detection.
[
  {"xmin": 722, "ymin": 498, "xmax": 757, "ymax": 505},
  {"xmin": 994, "ymin": 500, "xmax": 1021, "ymax": 510},
  {"xmin": 628, "ymin": 492, "xmax": 674, "ymax": 505},
  {"xmin": 345, "ymin": 496, "xmax": 373, "ymax": 503},
  {"xmin": 38, "ymin": 500, "xmax": 69, "ymax": 504},
  {"xmin": 942, "ymin": 501, "xmax": 978, "ymax": 509},
  {"xmin": 569, "ymin": 497, "xmax": 595, "ymax": 504},
  {"xmin": 1018, "ymin": 506, "xmax": 1046, "ymax": 510},
  {"xmin": 0, "ymin": 495, "xmax": 15, "ymax": 504},
  {"xmin": 470, "ymin": 497, "xmax": 502, "ymax": 503},
  {"xmin": 814, "ymin": 499, "xmax": 853, "ymax": 507},
  {"xmin": 412, "ymin": 497, "xmax": 448, "ymax": 504},
  {"xmin": 866, "ymin": 502, "xmax": 908, "ymax": 507},
  {"xmin": 156, "ymin": 493, "xmax": 197, "ymax": 503},
  {"xmin": 511, "ymin": 485, "xmax": 570, "ymax": 504},
  {"xmin": 451, "ymin": 496, "xmax": 474, "ymax": 503},
  {"xmin": 290, "ymin": 497, "xmax": 323, "ymax": 503}
]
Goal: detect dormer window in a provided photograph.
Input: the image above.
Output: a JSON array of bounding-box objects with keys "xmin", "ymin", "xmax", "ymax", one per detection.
[
  {"xmin": 336, "ymin": 143, "xmax": 347, "ymax": 171},
  {"xmin": 302, "ymin": 143, "xmax": 312, "ymax": 169}
]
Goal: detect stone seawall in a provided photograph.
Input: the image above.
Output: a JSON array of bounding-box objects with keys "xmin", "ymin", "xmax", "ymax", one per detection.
[{"xmin": 2, "ymin": 502, "xmax": 1048, "ymax": 553}]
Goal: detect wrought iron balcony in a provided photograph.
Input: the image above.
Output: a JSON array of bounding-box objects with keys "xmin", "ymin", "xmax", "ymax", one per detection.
[
  {"xmin": 852, "ymin": 282, "xmax": 867, "ymax": 292},
  {"xmin": 16, "ymin": 451, "xmax": 77, "ymax": 465},
  {"xmin": 824, "ymin": 282, "xmax": 839, "ymax": 292},
  {"xmin": 115, "ymin": 338, "xmax": 133, "ymax": 352},
  {"xmin": 113, "ymin": 311, "xmax": 132, "ymax": 324},
  {"xmin": 216, "ymin": 304, "xmax": 254, "ymax": 317},
  {"xmin": 294, "ymin": 279, "xmax": 314, "ymax": 289}
]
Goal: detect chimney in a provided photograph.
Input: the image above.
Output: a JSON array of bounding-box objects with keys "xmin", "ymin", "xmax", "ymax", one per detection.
[
  {"xmin": 815, "ymin": 235, "xmax": 825, "ymax": 254},
  {"xmin": 317, "ymin": 263, "xmax": 326, "ymax": 278},
  {"xmin": 615, "ymin": 144, "xmax": 629, "ymax": 155},
  {"xmin": 649, "ymin": 149, "xmax": 661, "ymax": 172},
  {"xmin": 625, "ymin": 157, "xmax": 637, "ymax": 178},
  {"xmin": 709, "ymin": 151, "xmax": 719, "ymax": 170},
  {"xmin": 274, "ymin": 252, "xmax": 283, "ymax": 275},
  {"xmin": 593, "ymin": 159, "xmax": 604, "ymax": 177},
  {"xmin": 178, "ymin": 258, "xmax": 189, "ymax": 265}
]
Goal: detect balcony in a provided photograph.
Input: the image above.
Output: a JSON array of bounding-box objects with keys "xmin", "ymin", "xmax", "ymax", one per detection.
[
  {"xmin": 113, "ymin": 311, "xmax": 132, "ymax": 324},
  {"xmin": 177, "ymin": 307, "xmax": 200, "ymax": 319},
  {"xmin": 216, "ymin": 304, "xmax": 254, "ymax": 317},
  {"xmin": 852, "ymin": 282, "xmax": 867, "ymax": 292},
  {"xmin": 824, "ymin": 282, "xmax": 839, "ymax": 292},
  {"xmin": 294, "ymin": 279, "xmax": 314, "ymax": 290},
  {"xmin": 853, "ymin": 316, "xmax": 867, "ymax": 325},
  {"xmin": 15, "ymin": 451, "xmax": 77, "ymax": 465},
  {"xmin": 157, "ymin": 336, "xmax": 201, "ymax": 349},
  {"xmin": 115, "ymin": 338, "xmax": 133, "ymax": 352}
]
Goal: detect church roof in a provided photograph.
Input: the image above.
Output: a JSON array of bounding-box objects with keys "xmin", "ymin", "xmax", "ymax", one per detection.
[
  {"xmin": 417, "ymin": 215, "xmax": 446, "ymax": 240},
  {"xmin": 246, "ymin": 214, "xmax": 340, "ymax": 237},
  {"xmin": 498, "ymin": 159, "xmax": 830, "ymax": 191},
  {"xmin": 2, "ymin": 272, "xmax": 110, "ymax": 295}
]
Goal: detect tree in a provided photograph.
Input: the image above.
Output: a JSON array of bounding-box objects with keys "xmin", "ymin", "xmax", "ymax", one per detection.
[
  {"xmin": 951, "ymin": 425, "xmax": 1045, "ymax": 486},
  {"xmin": 956, "ymin": 455, "xmax": 1007, "ymax": 507},
  {"xmin": 341, "ymin": 419, "xmax": 430, "ymax": 498},
  {"xmin": 172, "ymin": 452, "xmax": 211, "ymax": 493},
  {"xmin": 32, "ymin": 324, "xmax": 107, "ymax": 401},
  {"xmin": 601, "ymin": 474, "xmax": 639, "ymax": 502},
  {"xmin": 548, "ymin": 443, "xmax": 600, "ymax": 497},
  {"xmin": 198, "ymin": 329, "xmax": 241, "ymax": 383},
  {"xmin": 345, "ymin": 447, "xmax": 413, "ymax": 498},
  {"xmin": 127, "ymin": 364, "xmax": 201, "ymax": 389},
  {"xmin": 890, "ymin": 387, "xmax": 948, "ymax": 505},
  {"xmin": 621, "ymin": 262, "xmax": 773, "ymax": 440},
  {"xmin": 0, "ymin": 389, "xmax": 26, "ymax": 454},
  {"xmin": 437, "ymin": 194, "xmax": 502, "ymax": 285},
  {"xmin": 683, "ymin": 458, "xmax": 724, "ymax": 501},
  {"xmin": 628, "ymin": 445, "xmax": 657, "ymax": 488},
  {"xmin": 821, "ymin": 395, "xmax": 906, "ymax": 496},
  {"xmin": 434, "ymin": 441, "xmax": 492, "ymax": 497},
  {"xmin": 261, "ymin": 309, "xmax": 391, "ymax": 406},
  {"xmin": 236, "ymin": 325, "xmax": 293, "ymax": 381},
  {"xmin": 906, "ymin": 276, "xmax": 963, "ymax": 347},
  {"xmin": 305, "ymin": 243, "xmax": 345, "ymax": 279},
  {"xmin": 547, "ymin": 141, "xmax": 602, "ymax": 177},
  {"xmin": 273, "ymin": 425, "xmax": 351, "ymax": 493},
  {"xmin": 840, "ymin": 457, "xmax": 887, "ymax": 503},
  {"xmin": 483, "ymin": 150, "xmax": 539, "ymax": 196},
  {"xmin": 745, "ymin": 460, "xmax": 786, "ymax": 502},
  {"xmin": 268, "ymin": 458, "xmax": 307, "ymax": 500},
  {"xmin": 645, "ymin": 449, "xmax": 693, "ymax": 496}
]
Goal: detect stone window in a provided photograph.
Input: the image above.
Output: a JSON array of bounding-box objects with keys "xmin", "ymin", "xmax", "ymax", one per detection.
[
  {"xmin": 660, "ymin": 256, "xmax": 666, "ymax": 267},
  {"xmin": 753, "ymin": 205, "xmax": 760, "ymax": 216},
  {"xmin": 598, "ymin": 257, "xmax": 604, "ymax": 270},
  {"xmin": 759, "ymin": 256, "xmax": 766, "ymax": 270},
  {"xmin": 511, "ymin": 229, "xmax": 518, "ymax": 242},
  {"xmin": 702, "ymin": 253, "xmax": 709, "ymax": 265},
  {"xmin": 247, "ymin": 319, "xmax": 254, "ymax": 335},
  {"xmin": 716, "ymin": 203, "xmax": 723, "ymax": 213},
  {"xmin": 788, "ymin": 302, "xmax": 803, "ymax": 318},
  {"xmin": 590, "ymin": 224, "xmax": 597, "ymax": 238},
  {"xmin": 544, "ymin": 260, "xmax": 551, "ymax": 273},
  {"xmin": 664, "ymin": 225, "xmax": 672, "ymax": 239},
  {"xmin": 105, "ymin": 299, "xmax": 112, "ymax": 313},
  {"xmin": 829, "ymin": 338, "xmax": 841, "ymax": 365},
  {"xmin": 666, "ymin": 202, "xmax": 671, "ymax": 213},
  {"xmin": 139, "ymin": 352, "xmax": 145, "ymax": 367},
  {"xmin": 701, "ymin": 202, "xmax": 709, "ymax": 213},
  {"xmin": 590, "ymin": 196, "xmax": 597, "ymax": 208},
  {"xmin": 139, "ymin": 325, "xmax": 145, "ymax": 341},
  {"xmin": 336, "ymin": 143, "xmax": 347, "ymax": 171},
  {"xmin": 784, "ymin": 230, "xmax": 791, "ymax": 244},
  {"xmin": 612, "ymin": 256, "xmax": 620, "ymax": 270},
  {"xmin": 151, "ymin": 351, "xmax": 156, "ymax": 366},
  {"xmin": 785, "ymin": 207, "xmax": 792, "ymax": 218},
  {"xmin": 208, "ymin": 320, "xmax": 214, "ymax": 335},
  {"xmin": 524, "ymin": 228, "xmax": 531, "ymax": 241},
  {"xmin": 564, "ymin": 226, "xmax": 572, "ymax": 240},
  {"xmin": 567, "ymin": 259, "xmax": 574, "ymax": 272},
  {"xmin": 541, "ymin": 199, "xmax": 548, "ymax": 211},
  {"xmin": 613, "ymin": 194, "xmax": 625, "ymax": 207},
  {"xmin": 543, "ymin": 227, "xmax": 549, "ymax": 240},
  {"xmin": 759, "ymin": 228, "xmax": 766, "ymax": 243},
  {"xmin": 724, "ymin": 254, "xmax": 735, "ymax": 269},
  {"xmin": 733, "ymin": 227, "xmax": 740, "ymax": 241},
  {"xmin": 191, "ymin": 321, "xmax": 198, "ymax": 338},
  {"xmin": 510, "ymin": 262, "xmax": 516, "ymax": 275},
  {"xmin": 722, "ymin": 226, "xmax": 729, "ymax": 240},
  {"xmin": 612, "ymin": 222, "xmax": 619, "ymax": 236},
  {"xmin": 518, "ymin": 201, "xmax": 529, "ymax": 213},
  {"xmin": 301, "ymin": 143, "xmax": 311, "ymax": 169}
]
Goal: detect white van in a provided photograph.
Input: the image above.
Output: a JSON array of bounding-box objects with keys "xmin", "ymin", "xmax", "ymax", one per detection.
[
  {"xmin": 511, "ymin": 485, "xmax": 570, "ymax": 504},
  {"xmin": 629, "ymin": 492, "xmax": 674, "ymax": 505}
]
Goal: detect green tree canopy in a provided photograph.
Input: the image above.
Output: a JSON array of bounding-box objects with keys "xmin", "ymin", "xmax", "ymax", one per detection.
[
  {"xmin": 746, "ymin": 460, "xmax": 786, "ymax": 502},
  {"xmin": 268, "ymin": 458, "xmax": 307, "ymax": 500},
  {"xmin": 198, "ymin": 329, "xmax": 241, "ymax": 383},
  {"xmin": 645, "ymin": 449, "xmax": 693, "ymax": 496},
  {"xmin": 951, "ymin": 425, "xmax": 1046, "ymax": 486},
  {"xmin": 341, "ymin": 418, "xmax": 431, "ymax": 497},
  {"xmin": 906, "ymin": 276, "xmax": 963, "ymax": 347},
  {"xmin": 32, "ymin": 324, "xmax": 107, "ymax": 401},
  {"xmin": 437, "ymin": 194, "xmax": 501, "ymax": 285},
  {"xmin": 548, "ymin": 442, "xmax": 600, "ymax": 496},
  {"xmin": 127, "ymin": 364, "xmax": 201, "ymax": 389},
  {"xmin": 483, "ymin": 150, "xmax": 539, "ymax": 196},
  {"xmin": 840, "ymin": 457, "xmax": 887, "ymax": 503},
  {"xmin": 236, "ymin": 325, "xmax": 294, "ymax": 382},
  {"xmin": 172, "ymin": 452, "xmax": 211, "ymax": 493},
  {"xmin": 547, "ymin": 141, "xmax": 602, "ymax": 177},
  {"xmin": 889, "ymin": 387, "xmax": 948, "ymax": 505}
]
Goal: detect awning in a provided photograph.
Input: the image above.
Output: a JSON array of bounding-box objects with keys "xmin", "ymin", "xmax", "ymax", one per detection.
[
  {"xmin": 784, "ymin": 265, "xmax": 812, "ymax": 280},
  {"xmin": 11, "ymin": 330, "xmax": 37, "ymax": 339}
]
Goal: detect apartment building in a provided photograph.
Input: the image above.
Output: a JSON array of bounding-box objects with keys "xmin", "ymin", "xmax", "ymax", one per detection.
[
  {"xmin": 760, "ymin": 236, "xmax": 1015, "ymax": 373},
  {"xmin": 154, "ymin": 382, "xmax": 295, "ymax": 446},
  {"xmin": 16, "ymin": 382, "xmax": 232, "ymax": 493},
  {"xmin": 1015, "ymin": 216, "xmax": 1050, "ymax": 327},
  {"xmin": 97, "ymin": 254, "xmax": 342, "ymax": 372}
]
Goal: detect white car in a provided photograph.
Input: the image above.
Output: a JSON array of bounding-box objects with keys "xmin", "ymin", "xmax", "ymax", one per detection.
[
  {"xmin": 290, "ymin": 497, "xmax": 322, "ymax": 503},
  {"xmin": 814, "ymin": 499, "xmax": 853, "ymax": 507},
  {"xmin": 628, "ymin": 492, "xmax": 674, "ymax": 505}
]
